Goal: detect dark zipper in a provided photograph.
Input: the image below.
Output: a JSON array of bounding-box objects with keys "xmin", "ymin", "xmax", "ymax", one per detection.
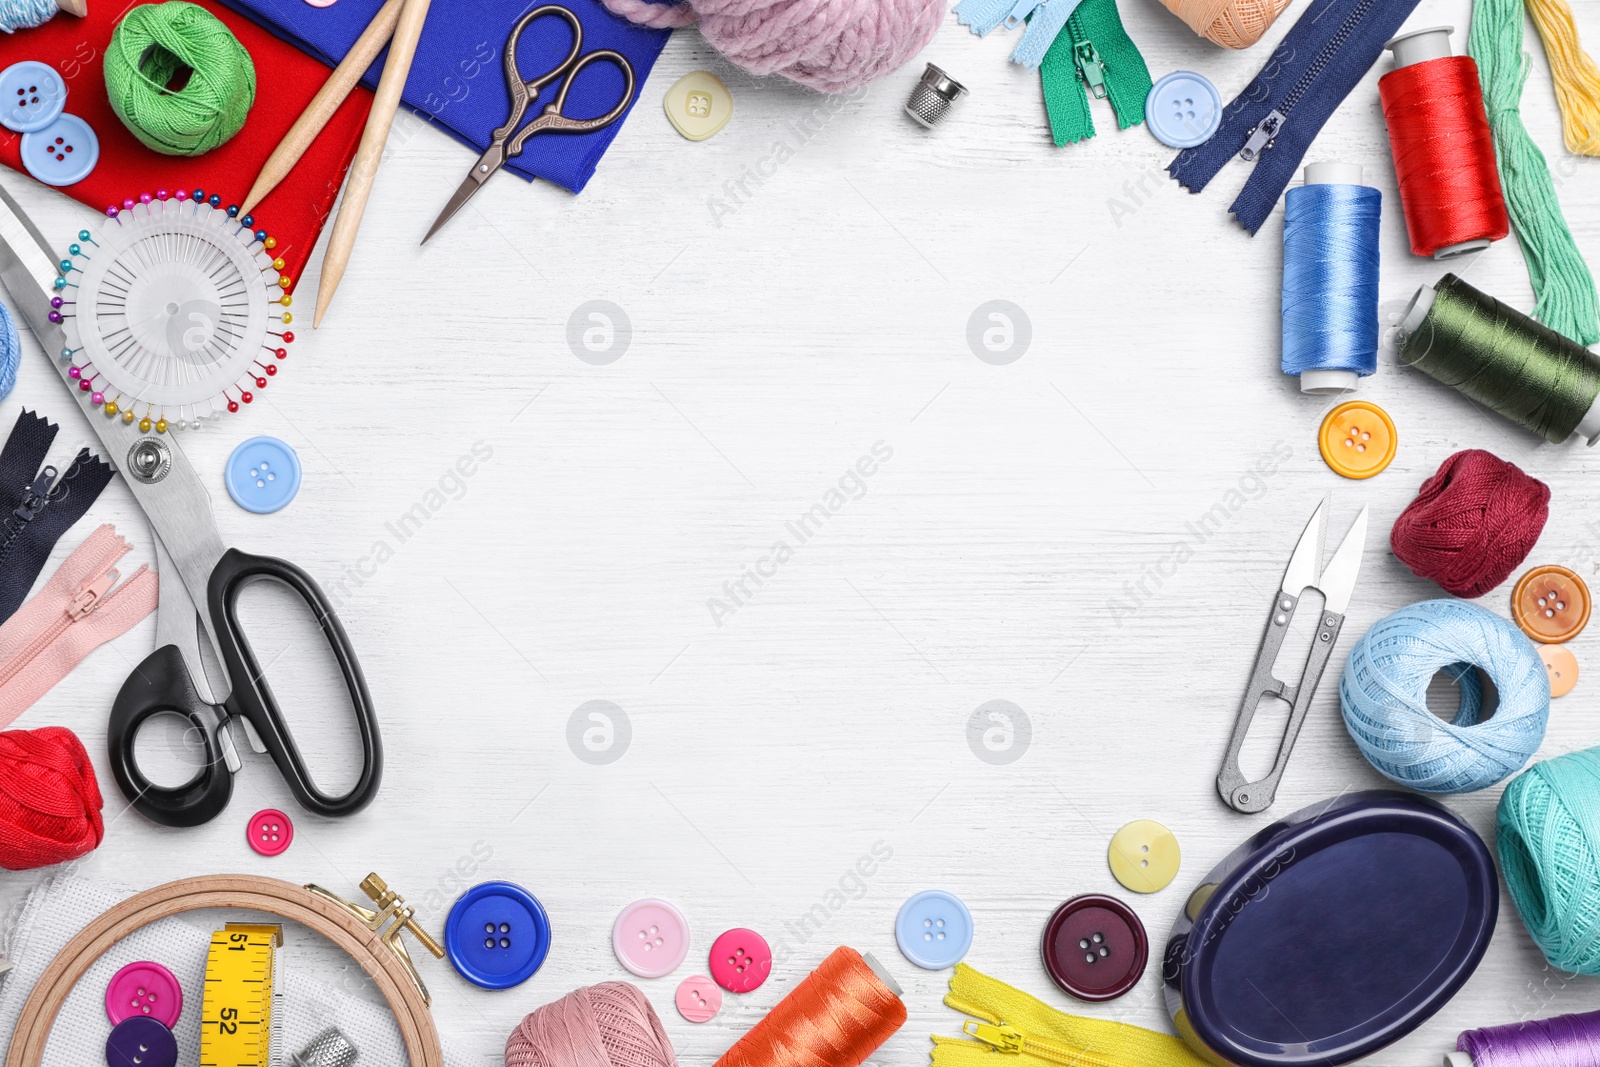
[
  {"xmin": 0, "ymin": 465, "xmax": 62, "ymax": 574},
  {"xmin": 1240, "ymin": 0, "xmax": 1378, "ymax": 159}
]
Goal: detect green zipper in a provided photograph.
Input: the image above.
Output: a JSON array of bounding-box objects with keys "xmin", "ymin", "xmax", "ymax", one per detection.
[{"xmin": 1038, "ymin": 0, "xmax": 1153, "ymax": 145}]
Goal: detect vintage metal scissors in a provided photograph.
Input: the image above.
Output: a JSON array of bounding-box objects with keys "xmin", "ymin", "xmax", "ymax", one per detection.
[
  {"xmin": 423, "ymin": 4, "xmax": 637, "ymax": 243},
  {"xmin": 0, "ymin": 185, "xmax": 381, "ymax": 828},
  {"xmin": 1217, "ymin": 497, "xmax": 1368, "ymax": 814}
]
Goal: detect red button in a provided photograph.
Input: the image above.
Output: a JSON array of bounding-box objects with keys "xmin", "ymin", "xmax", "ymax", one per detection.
[
  {"xmin": 1041, "ymin": 894, "xmax": 1148, "ymax": 1002},
  {"xmin": 247, "ymin": 808, "xmax": 293, "ymax": 857},
  {"xmin": 709, "ymin": 928, "xmax": 772, "ymax": 993},
  {"xmin": 105, "ymin": 961, "xmax": 182, "ymax": 1027}
]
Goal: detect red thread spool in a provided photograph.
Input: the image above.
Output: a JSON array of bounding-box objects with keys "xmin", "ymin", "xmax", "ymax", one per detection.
[
  {"xmin": 714, "ymin": 947, "xmax": 905, "ymax": 1067},
  {"xmin": 0, "ymin": 727, "xmax": 104, "ymax": 870},
  {"xmin": 1390, "ymin": 449, "xmax": 1550, "ymax": 598},
  {"xmin": 1379, "ymin": 28, "xmax": 1509, "ymax": 259}
]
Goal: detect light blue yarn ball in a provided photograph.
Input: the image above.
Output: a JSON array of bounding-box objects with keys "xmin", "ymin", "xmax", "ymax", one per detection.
[{"xmin": 1340, "ymin": 599, "xmax": 1549, "ymax": 793}]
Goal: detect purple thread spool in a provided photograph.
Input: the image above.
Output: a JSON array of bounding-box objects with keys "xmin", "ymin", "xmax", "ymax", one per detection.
[{"xmin": 1449, "ymin": 1010, "xmax": 1600, "ymax": 1066}]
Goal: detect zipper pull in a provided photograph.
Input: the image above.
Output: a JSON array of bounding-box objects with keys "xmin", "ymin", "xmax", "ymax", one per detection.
[
  {"xmin": 14, "ymin": 466, "xmax": 57, "ymax": 522},
  {"xmin": 1074, "ymin": 41, "xmax": 1107, "ymax": 99},
  {"xmin": 68, "ymin": 568, "xmax": 119, "ymax": 620},
  {"xmin": 963, "ymin": 1021, "xmax": 1024, "ymax": 1053},
  {"xmin": 1002, "ymin": 0, "xmax": 1044, "ymax": 29},
  {"xmin": 1240, "ymin": 109, "xmax": 1286, "ymax": 161}
]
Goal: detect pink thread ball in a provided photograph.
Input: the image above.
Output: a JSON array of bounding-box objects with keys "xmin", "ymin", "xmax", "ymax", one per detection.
[
  {"xmin": 597, "ymin": 0, "xmax": 944, "ymax": 93},
  {"xmin": 505, "ymin": 982, "xmax": 677, "ymax": 1067}
]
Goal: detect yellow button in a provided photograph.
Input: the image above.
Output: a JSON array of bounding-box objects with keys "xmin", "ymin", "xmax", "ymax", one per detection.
[
  {"xmin": 1319, "ymin": 400, "xmax": 1397, "ymax": 479},
  {"xmin": 1540, "ymin": 644, "xmax": 1579, "ymax": 697},
  {"xmin": 1108, "ymin": 819, "xmax": 1180, "ymax": 894},
  {"xmin": 664, "ymin": 71, "xmax": 732, "ymax": 142},
  {"xmin": 1513, "ymin": 565, "xmax": 1592, "ymax": 644}
]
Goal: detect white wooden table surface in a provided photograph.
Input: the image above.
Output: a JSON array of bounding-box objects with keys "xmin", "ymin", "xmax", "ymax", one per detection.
[{"xmin": 2, "ymin": 0, "xmax": 1599, "ymax": 1063}]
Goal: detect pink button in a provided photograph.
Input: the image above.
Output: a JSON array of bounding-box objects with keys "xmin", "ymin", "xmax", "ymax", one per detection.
[
  {"xmin": 612, "ymin": 898, "xmax": 689, "ymax": 978},
  {"xmin": 709, "ymin": 928, "xmax": 772, "ymax": 993},
  {"xmin": 675, "ymin": 975, "xmax": 722, "ymax": 1022},
  {"xmin": 105, "ymin": 961, "xmax": 182, "ymax": 1028},
  {"xmin": 247, "ymin": 808, "xmax": 293, "ymax": 857}
]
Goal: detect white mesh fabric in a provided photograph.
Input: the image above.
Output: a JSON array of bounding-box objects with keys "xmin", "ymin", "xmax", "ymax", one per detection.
[{"xmin": 0, "ymin": 876, "xmax": 469, "ymax": 1067}]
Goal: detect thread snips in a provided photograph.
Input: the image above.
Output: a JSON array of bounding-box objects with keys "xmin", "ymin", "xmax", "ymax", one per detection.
[{"xmin": 1217, "ymin": 497, "xmax": 1368, "ymax": 814}]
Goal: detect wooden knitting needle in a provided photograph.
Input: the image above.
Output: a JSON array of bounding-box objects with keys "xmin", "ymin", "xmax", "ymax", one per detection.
[
  {"xmin": 241, "ymin": 0, "xmax": 406, "ymax": 215},
  {"xmin": 313, "ymin": 0, "xmax": 432, "ymax": 328}
]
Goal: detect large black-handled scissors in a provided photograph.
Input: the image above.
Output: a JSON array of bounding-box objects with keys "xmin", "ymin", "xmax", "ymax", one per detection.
[
  {"xmin": 0, "ymin": 185, "xmax": 381, "ymax": 828},
  {"xmin": 423, "ymin": 4, "xmax": 636, "ymax": 243}
]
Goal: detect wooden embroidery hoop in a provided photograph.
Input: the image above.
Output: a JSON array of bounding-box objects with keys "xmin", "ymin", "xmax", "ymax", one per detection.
[{"xmin": 4, "ymin": 874, "xmax": 443, "ymax": 1067}]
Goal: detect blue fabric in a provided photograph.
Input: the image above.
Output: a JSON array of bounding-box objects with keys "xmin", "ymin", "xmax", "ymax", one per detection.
[{"xmin": 216, "ymin": 0, "xmax": 670, "ymax": 192}]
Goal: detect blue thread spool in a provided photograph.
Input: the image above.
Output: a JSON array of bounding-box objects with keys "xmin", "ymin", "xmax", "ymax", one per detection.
[
  {"xmin": 1340, "ymin": 599, "xmax": 1549, "ymax": 793},
  {"xmin": 1281, "ymin": 162, "xmax": 1382, "ymax": 394}
]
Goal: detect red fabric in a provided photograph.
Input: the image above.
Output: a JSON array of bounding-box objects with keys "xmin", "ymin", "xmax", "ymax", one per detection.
[
  {"xmin": 0, "ymin": 726, "xmax": 103, "ymax": 871},
  {"xmin": 0, "ymin": 1, "xmax": 373, "ymax": 283},
  {"xmin": 1390, "ymin": 449, "xmax": 1550, "ymax": 598}
]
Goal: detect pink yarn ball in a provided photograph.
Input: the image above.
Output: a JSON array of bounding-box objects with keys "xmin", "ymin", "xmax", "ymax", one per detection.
[
  {"xmin": 505, "ymin": 983, "xmax": 676, "ymax": 1067},
  {"xmin": 599, "ymin": 0, "xmax": 945, "ymax": 93}
]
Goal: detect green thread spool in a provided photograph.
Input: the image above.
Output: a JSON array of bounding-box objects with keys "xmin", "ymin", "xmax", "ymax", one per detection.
[
  {"xmin": 1399, "ymin": 272, "xmax": 1600, "ymax": 444},
  {"xmin": 105, "ymin": 2, "xmax": 256, "ymax": 157}
]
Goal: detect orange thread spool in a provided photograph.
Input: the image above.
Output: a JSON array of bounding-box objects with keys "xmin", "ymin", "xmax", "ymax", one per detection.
[{"xmin": 714, "ymin": 948, "xmax": 906, "ymax": 1067}]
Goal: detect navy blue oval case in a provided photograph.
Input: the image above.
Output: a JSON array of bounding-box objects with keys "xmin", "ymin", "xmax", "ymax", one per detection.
[{"xmin": 1163, "ymin": 791, "xmax": 1497, "ymax": 1067}]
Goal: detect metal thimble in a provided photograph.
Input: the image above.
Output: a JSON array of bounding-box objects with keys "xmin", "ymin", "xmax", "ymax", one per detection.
[
  {"xmin": 291, "ymin": 1028, "xmax": 359, "ymax": 1067},
  {"xmin": 905, "ymin": 64, "xmax": 968, "ymax": 128}
]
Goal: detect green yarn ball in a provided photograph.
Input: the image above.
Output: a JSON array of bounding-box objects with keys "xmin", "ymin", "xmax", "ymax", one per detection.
[
  {"xmin": 1498, "ymin": 746, "xmax": 1600, "ymax": 974},
  {"xmin": 105, "ymin": 2, "xmax": 256, "ymax": 157}
]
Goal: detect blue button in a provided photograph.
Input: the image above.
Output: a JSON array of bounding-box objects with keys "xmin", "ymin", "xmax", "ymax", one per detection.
[
  {"xmin": 20, "ymin": 113, "xmax": 98, "ymax": 187},
  {"xmin": 106, "ymin": 1016, "xmax": 177, "ymax": 1067},
  {"xmin": 444, "ymin": 881, "xmax": 551, "ymax": 989},
  {"xmin": 1146, "ymin": 71, "xmax": 1222, "ymax": 149},
  {"xmin": 225, "ymin": 436, "xmax": 302, "ymax": 514},
  {"xmin": 0, "ymin": 61, "xmax": 66, "ymax": 133},
  {"xmin": 895, "ymin": 889, "xmax": 973, "ymax": 969}
]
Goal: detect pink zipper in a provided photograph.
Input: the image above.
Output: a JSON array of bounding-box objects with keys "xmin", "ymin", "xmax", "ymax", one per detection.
[{"xmin": 0, "ymin": 525, "xmax": 158, "ymax": 728}]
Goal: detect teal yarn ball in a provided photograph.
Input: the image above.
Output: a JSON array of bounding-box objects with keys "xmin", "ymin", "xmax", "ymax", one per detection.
[
  {"xmin": 1339, "ymin": 599, "xmax": 1549, "ymax": 793},
  {"xmin": 1499, "ymin": 749, "xmax": 1600, "ymax": 973},
  {"xmin": 104, "ymin": 2, "xmax": 256, "ymax": 157}
]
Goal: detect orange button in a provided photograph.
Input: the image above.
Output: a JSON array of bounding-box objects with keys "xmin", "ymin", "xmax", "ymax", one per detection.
[
  {"xmin": 1318, "ymin": 401, "xmax": 1397, "ymax": 480},
  {"xmin": 1512, "ymin": 565, "xmax": 1591, "ymax": 644},
  {"xmin": 1540, "ymin": 644, "xmax": 1579, "ymax": 697}
]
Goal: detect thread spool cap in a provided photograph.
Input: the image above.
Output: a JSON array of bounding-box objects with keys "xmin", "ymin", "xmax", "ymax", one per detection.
[
  {"xmin": 1444, "ymin": 1053, "xmax": 1473, "ymax": 1067},
  {"xmin": 1400, "ymin": 284, "xmax": 1436, "ymax": 339},
  {"xmin": 906, "ymin": 64, "xmax": 967, "ymax": 128},
  {"xmin": 861, "ymin": 951, "xmax": 903, "ymax": 997},
  {"xmin": 1304, "ymin": 161, "xmax": 1363, "ymax": 185},
  {"xmin": 1387, "ymin": 27, "xmax": 1455, "ymax": 69},
  {"xmin": 1578, "ymin": 391, "xmax": 1600, "ymax": 445}
]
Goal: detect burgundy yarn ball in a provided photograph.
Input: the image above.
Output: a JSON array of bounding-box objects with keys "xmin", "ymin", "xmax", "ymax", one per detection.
[{"xmin": 1390, "ymin": 449, "xmax": 1550, "ymax": 598}]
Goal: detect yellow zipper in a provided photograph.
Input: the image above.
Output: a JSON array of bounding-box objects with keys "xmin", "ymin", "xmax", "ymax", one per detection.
[{"xmin": 932, "ymin": 964, "xmax": 1210, "ymax": 1067}]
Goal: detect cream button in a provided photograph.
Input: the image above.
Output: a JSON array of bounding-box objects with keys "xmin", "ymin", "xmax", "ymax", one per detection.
[
  {"xmin": 1108, "ymin": 819, "xmax": 1180, "ymax": 893},
  {"xmin": 1540, "ymin": 643, "xmax": 1579, "ymax": 697},
  {"xmin": 664, "ymin": 71, "xmax": 732, "ymax": 141}
]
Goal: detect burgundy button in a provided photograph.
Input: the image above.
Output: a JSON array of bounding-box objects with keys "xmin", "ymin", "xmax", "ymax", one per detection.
[{"xmin": 1041, "ymin": 894, "xmax": 1147, "ymax": 1002}]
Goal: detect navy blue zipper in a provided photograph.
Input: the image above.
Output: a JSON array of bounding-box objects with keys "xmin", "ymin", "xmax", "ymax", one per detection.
[
  {"xmin": 0, "ymin": 411, "xmax": 112, "ymax": 623},
  {"xmin": 1167, "ymin": 0, "xmax": 1419, "ymax": 234}
]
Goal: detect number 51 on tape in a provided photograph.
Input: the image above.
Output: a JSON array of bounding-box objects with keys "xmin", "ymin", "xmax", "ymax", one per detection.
[{"xmin": 201, "ymin": 923, "xmax": 283, "ymax": 1067}]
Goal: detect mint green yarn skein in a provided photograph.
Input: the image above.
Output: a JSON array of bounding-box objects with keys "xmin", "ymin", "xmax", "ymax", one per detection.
[
  {"xmin": 105, "ymin": 3, "xmax": 256, "ymax": 156},
  {"xmin": 1498, "ymin": 746, "xmax": 1600, "ymax": 973}
]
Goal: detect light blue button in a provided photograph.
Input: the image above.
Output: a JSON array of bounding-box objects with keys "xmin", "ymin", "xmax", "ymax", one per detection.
[
  {"xmin": 20, "ymin": 114, "xmax": 97, "ymax": 187},
  {"xmin": 0, "ymin": 61, "xmax": 66, "ymax": 133},
  {"xmin": 225, "ymin": 436, "xmax": 302, "ymax": 514},
  {"xmin": 1146, "ymin": 71, "xmax": 1222, "ymax": 149},
  {"xmin": 895, "ymin": 889, "xmax": 973, "ymax": 969}
]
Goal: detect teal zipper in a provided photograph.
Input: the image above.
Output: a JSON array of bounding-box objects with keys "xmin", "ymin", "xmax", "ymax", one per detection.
[{"xmin": 1038, "ymin": 0, "xmax": 1153, "ymax": 145}]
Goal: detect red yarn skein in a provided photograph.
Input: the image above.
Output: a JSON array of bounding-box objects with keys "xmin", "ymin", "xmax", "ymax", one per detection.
[
  {"xmin": 0, "ymin": 727, "xmax": 104, "ymax": 870},
  {"xmin": 1390, "ymin": 450, "xmax": 1549, "ymax": 598}
]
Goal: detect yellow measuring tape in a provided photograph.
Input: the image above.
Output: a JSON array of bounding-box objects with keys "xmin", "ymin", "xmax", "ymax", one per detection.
[{"xmin": 199, "ymin": 923, "xmax": 283, "ymax": 1067}]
